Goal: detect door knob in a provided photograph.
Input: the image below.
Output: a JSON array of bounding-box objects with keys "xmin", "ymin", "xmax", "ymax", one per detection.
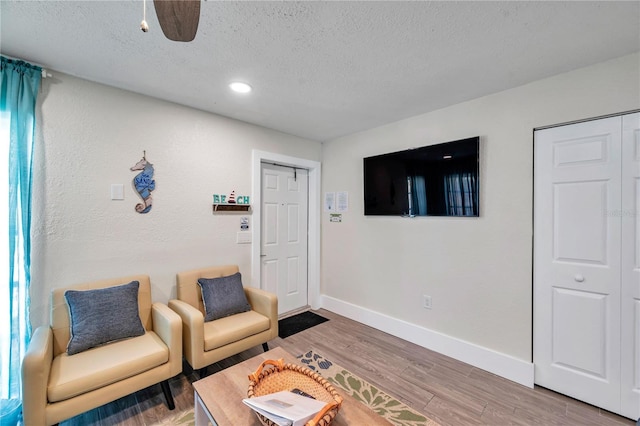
[{"xmin": 574, "ymin": 274, "xmax": 585, "ymax": 283}]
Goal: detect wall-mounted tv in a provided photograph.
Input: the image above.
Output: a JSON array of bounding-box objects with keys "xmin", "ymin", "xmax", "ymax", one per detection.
[{"xmin": 363, "ymin": 137, "xmax": 480, "ymax": 217}]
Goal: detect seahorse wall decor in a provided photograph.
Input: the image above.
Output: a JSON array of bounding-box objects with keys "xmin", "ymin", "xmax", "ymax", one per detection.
[{"xmin": 130, "ymin": 151, "xmax": 155, "ymax": 214}]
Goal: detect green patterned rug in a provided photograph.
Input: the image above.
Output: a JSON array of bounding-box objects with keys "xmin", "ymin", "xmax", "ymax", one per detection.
[
  {"xmin": 298, "ymin": 351, "xmax": 437, "ymax": 426},
  {"xmin": 156, "ymin": 350, "xmax": 438, "ymax": 426}
]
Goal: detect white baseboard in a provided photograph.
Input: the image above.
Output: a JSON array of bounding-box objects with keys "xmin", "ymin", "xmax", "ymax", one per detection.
[{"xmin": 320, "ymin": 295, "xmax": 534, "ymax": 388}]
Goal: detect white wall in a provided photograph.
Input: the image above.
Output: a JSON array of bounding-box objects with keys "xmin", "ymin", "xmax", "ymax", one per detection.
[
  {"xmin": 320, "ymin": 53, "xmax": 640, "ymax": 369},
  {"xmin": 30, "ymin": 73, "xmax": 321, "ymax": 329},
  {"xmin": 28, "ymin": 53, "xmax": 639, "ymax": 381}
]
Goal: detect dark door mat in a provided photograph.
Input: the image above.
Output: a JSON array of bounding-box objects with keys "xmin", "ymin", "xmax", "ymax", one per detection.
[{"xmin": 278, "ymin": 311, "xmax": 329, "ymax": 339}]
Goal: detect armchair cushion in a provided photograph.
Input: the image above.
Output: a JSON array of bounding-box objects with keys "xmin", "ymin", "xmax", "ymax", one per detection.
[
  {"xmin": 197, "ymin": 272, "xmax": 251, "ymax": 321},
  {"xmin": 64, "ymin": 280, "xmax": 145, "ymax": 355},
  {"xmin": 203, "ymin": 310, "xmax": 271, "ymax": 351},
  {"xmin": 47, "ymin": 331, "xmax": 168, "ymax": 402}
]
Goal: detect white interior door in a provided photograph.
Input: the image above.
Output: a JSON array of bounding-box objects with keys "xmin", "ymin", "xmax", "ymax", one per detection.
[
  {"xmin": 534, "ymin": 117, "xmax": 622, "ymax": 413},
  {"xmin": 621, "ymin": 112, "xmax": 640, "ymax": 420},
  {"xmin": 261, "ymin": 163, "xmax": 309, "ymax": 315}
]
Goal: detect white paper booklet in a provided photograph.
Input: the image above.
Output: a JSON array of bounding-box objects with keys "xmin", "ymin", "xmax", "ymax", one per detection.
[{"xmin": 242, "ymin": 390, "xmax": 328, "ymax": 426}]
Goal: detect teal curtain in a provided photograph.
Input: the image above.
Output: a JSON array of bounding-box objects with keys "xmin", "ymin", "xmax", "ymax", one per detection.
[{"xmin": 0, "ymin": 56, "xmax": 41, "ymax": 426}]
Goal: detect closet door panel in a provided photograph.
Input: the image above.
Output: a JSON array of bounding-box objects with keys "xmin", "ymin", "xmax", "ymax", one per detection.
[
  {"xmin": 534, "ymin": 117, "xmax": 622, "ymax": 414},
  {"xmin": 621, "ymin": 112, "xmax": 640, "ymax": 420}
]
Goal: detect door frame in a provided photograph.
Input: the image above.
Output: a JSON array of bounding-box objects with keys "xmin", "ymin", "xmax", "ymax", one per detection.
[{"xmin": 251, "ymin": 150, "xmax": 321, "ymax": 310}]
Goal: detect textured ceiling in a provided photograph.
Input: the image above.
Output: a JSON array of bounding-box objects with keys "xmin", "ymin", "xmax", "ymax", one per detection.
[{"xmin": 1, "ymin": 1, "xmax": 639, "ymax": 141}]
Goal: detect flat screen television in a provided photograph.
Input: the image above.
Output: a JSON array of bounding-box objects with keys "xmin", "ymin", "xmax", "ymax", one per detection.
[{"xmin": 363, "ymin": 137, "xmax": 480, "ymax": 217}]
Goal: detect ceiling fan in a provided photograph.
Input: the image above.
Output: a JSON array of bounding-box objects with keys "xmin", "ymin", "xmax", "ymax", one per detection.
[{"xmin": 143, "ymin": 0, "xmax": 201, "ymax": 42}]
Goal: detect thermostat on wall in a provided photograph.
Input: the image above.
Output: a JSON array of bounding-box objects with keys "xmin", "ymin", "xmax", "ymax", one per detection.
[{"xmin": 240, "ymin": 216, "xmax": 249, "ymax": 230}]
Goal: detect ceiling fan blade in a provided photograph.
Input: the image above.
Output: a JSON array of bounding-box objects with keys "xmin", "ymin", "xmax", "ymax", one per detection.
[{"xmin": 153, "ymin": 0, "xmax": 200, "ymax": 42}]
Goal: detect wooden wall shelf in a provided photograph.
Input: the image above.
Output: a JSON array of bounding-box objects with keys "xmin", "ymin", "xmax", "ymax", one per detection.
[{"xmin": 213, "ymin": 204, "xmax": 251, "ymax": 212}]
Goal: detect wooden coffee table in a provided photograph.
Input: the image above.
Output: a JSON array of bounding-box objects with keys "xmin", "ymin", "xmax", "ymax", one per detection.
[{"xmin": 193, "ymin": 346, "xmax": 392, "ymax": 425}]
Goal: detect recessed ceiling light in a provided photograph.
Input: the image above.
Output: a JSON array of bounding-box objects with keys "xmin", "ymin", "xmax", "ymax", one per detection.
[
  {"xmin": 229, "ymin": 82, "xmax": 252, "ymax": 94},
  {"xmin": 443, "ymin": 155, "xmax": 453, "ymax": 159}
]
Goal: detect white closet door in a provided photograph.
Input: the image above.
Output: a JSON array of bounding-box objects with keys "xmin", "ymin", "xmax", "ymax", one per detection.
[
  {"xmin": 621, "ymin": 112, "xmax": 640, "ymax": 420},
  {"xmin": 534, "ymin": 117, "xmax": 622, "ymax": 413}
]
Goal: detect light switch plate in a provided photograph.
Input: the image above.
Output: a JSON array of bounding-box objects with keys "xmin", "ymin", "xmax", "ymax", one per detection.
[
  {"xmin": 111, "ymin": 184, "xmax": 124, "ymax": 200},
  {"xmin": 237, "ymin": 232, "xmax": 252, "ymax": 244}
]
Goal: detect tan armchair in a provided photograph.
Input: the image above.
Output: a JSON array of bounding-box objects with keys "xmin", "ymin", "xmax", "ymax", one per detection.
[
  {"xmin": 21, "ymin": 275, "xmax": 182, "ymax": 426},
  {"xmin": 169, "ymin": 265, "xmax": 278, "ymax": 377}
]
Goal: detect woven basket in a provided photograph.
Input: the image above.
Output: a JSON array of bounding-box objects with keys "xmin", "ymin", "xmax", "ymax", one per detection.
[{"xmin": 247, "ymin": 358, "xmax": 343, "ymax": 426}]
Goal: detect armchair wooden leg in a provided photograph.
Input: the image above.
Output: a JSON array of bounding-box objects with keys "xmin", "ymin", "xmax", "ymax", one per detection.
[
  {"xmin": 262, "ymin": 342, "xmax": 269, "ymax": 352},
  {"xmin": 160, "ymin": 379, "xmax": 175, "ymax": 410}
]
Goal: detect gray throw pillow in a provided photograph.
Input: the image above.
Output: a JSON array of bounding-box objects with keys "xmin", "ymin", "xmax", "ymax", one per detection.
[
  {"xmin": 197, "ymin": 272, "xmax": 251, "ymax": 322},
  {"xmin": 64, "ymin": 280, "xmax": 145, "ymax": 355}
]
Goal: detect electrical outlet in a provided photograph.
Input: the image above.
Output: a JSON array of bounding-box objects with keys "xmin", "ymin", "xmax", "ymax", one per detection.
[{"xmin": 423, "ymin": 295, "xmax": 432, "ymax": 309}]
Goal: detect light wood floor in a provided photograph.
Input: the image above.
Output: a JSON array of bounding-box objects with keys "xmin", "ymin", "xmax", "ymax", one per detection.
[{"xmin": 59, "ymin": 309, "xmax": 635, "ymax": 426}]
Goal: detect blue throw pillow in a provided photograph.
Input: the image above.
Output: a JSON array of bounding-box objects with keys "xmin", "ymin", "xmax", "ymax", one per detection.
[
  {"xmin": 64, "ymin": 280, "xmax": 145, "ymax": 355},
  {"xmin": 197, "ymin": 272, "xmax": 251, "ymax": 322}
]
